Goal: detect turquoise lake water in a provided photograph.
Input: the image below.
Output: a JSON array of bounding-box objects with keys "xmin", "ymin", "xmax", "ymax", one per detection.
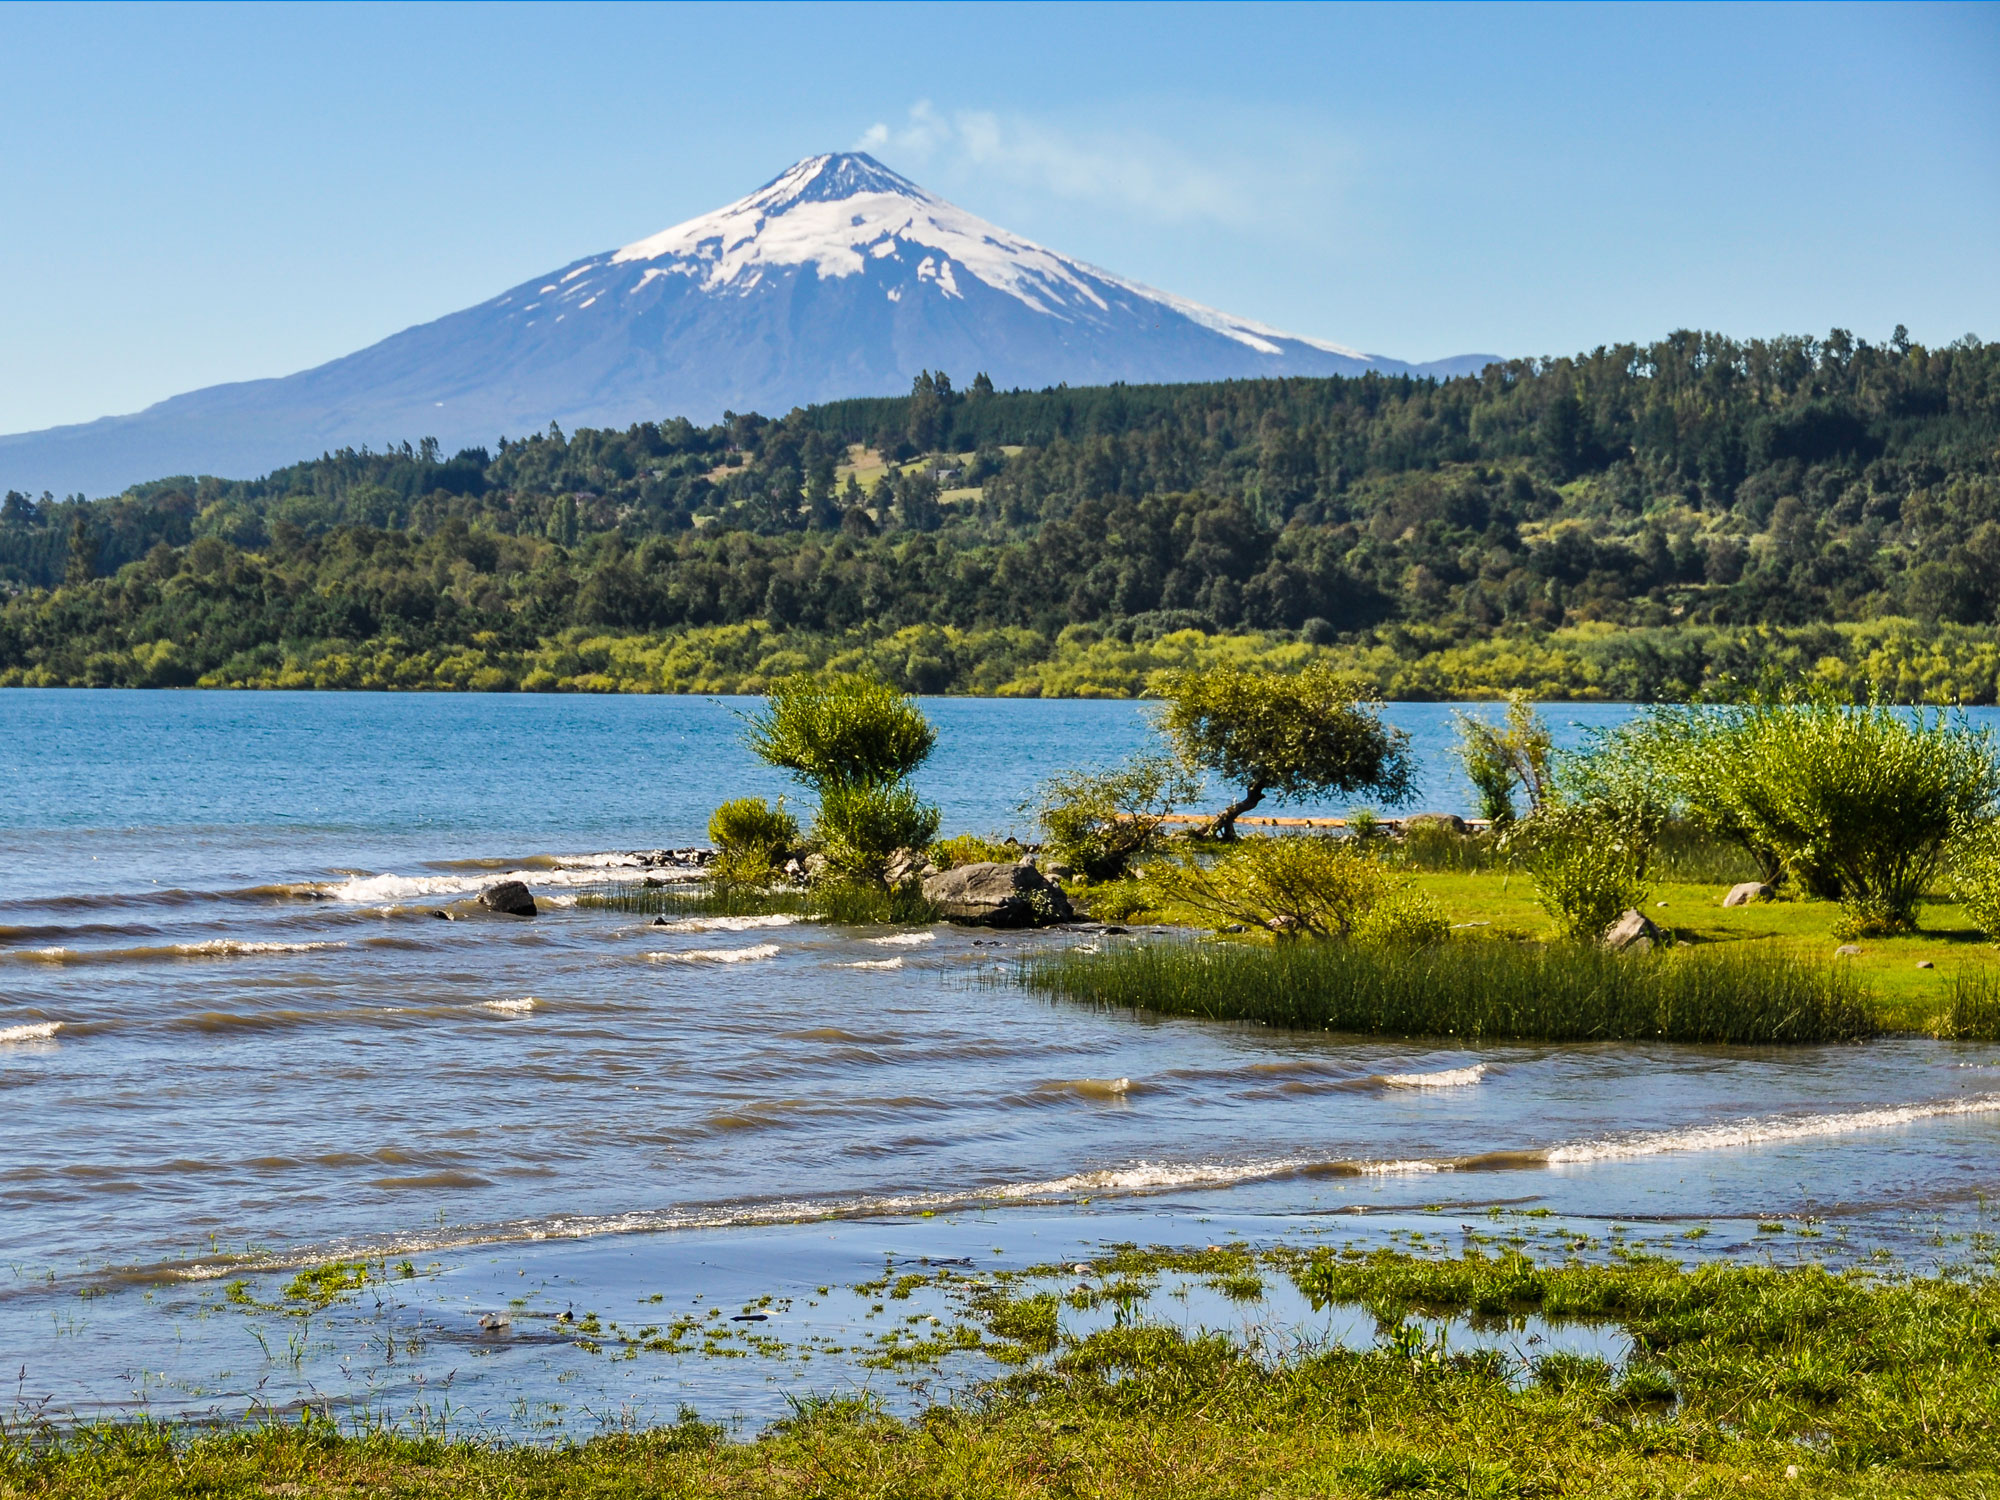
[{"xmin": 1, "ymin": 690, "xmax": 1995, "ymax": 1433}]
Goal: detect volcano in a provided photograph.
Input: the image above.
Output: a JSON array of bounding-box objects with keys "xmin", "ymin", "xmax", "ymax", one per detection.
[{"xmin": 0, "ymin": 153, "xmax": 1496, "ymax": 495}]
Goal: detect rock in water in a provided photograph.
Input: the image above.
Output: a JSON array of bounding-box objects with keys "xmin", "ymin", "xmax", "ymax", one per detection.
[
  {"xmin": 883, "ymin": 846, "xmax": 936, "ymax": 888},
  {"xmin": 1722, "ymin": 881, "xmax": 1773, "ymax": 907},
  {"xmin": 1601, "ymin": 908, "xmax": 1660, "ymax": 953},
  {"xmin": 921, "ymin": 861, "xmax": 1074, "ymax": 928},
  {"xmin": 478, "ymin": 880, "xmax": 537, "ymax": 917}
]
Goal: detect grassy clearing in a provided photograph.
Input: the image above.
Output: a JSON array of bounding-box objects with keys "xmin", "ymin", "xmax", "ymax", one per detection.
[
  {"xmin": 1019, "ymin": 937, "xmax": 1872, "ymax": 1044},
  {"xmin": 7, "ymin": 1249, "xmax": 1997, "ymax": 1497},
  {"xmin": 576, "ymin": 881, "xmax": 937, "ymax": 926}
]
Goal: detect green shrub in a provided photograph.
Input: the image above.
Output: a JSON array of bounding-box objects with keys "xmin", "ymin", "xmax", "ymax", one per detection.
[
  {"xmin": 1512, "ymin": 804, "xmax": 1650, "ymax": 941},
  {"xmin": 1017, "ymin": 939, "xmax": 1873, "ymax": 1044},
  {"xmin": 1136, "ymin": 835, "xmax": 1412, "ymax": 940},
  {"xmin": 1028, "ymin": 752, "xmax": 1201, "ymax": 881},
  {"xmin": 814, "ymin": 782, "xmax": 941, "ymax": 882},
  {"xmin": 1353, "ymin": 889, "xmax": 1451, "ymax": 947},
  {"xmin": 929, "ymin": 833, "xmax": 1019, "ymax": 869},
  {"xmin": 1451, "ymin": 695, "xmax": 1553, "ymax": 826},
  {"xmin": 706, "ymin": 796, "xmax": 799, "ymax": 885},
  {"xmin": 744, "ymin": 673, "xmax": 936, "ymax": 791},
  {"xmin": 1949, "ymin": 821, "xmax": 2000, "ymax": 943},
  {"xmin": 1606, "ymin": 700, "xmax": 2000, "ymax": 932},
  {"xmin": 1157, "ymin": 663, "xmax": 1415, "ymax": 838}
]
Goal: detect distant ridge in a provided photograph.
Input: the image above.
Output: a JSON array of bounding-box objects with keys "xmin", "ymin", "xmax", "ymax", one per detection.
[{"xmin": 0, "ymin": 152, "xmax": 1498, "ymax": 496}]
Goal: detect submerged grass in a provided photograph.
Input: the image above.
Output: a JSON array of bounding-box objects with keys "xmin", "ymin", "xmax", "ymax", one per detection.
[
  {"xmin": 576, "ymin": 880, "xmax": 938, "ymax": 926},
  {"xmin": 1018, "ymin": 937, "xmax": 1874, "ymax": 1043},
  {"xmin": 6, "ymin": 1251, "xmax": 1997, "ymax": 1497}
]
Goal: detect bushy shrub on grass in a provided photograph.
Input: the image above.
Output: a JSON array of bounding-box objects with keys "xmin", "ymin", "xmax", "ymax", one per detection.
[
  {"xmin": 1512, "ymin": 804, "xmax": 1651, "ymax": 941},
  {"xmin": 1017, "ymin": 939, "xmax": 1872, "ymax": 1044},
  {"xmin": 707, "ymin": 796, "xmax": 799, "ymax": 885},
  {"xmin": 1450, "ymin": 695, "xmax": 1553, "ymax": 826},
  {"xmin": 1136, "ymin": 835, "xmax": 1425, "ymax": 941},
  {"xmin": 1028, "ymin": 752, "xmax": 1201, "ymax": 881},
  {"xmin": 1948, "ymin": 821, "xmax": 2000, "ymax": 944},
  {"xmin": 1604, "ymin": 700, "xmax": 2000, "ymax": 934}
]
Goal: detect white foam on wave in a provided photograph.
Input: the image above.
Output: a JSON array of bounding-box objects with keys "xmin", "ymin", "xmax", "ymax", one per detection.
[
  {"xmin": 1380, "ymin": 1063, "xmax": 1487, "ymax": 1089},
  {"xmin": 651, "ymin": 914, "xmax": 799, "ymax": 933},
  {"xmin": 841, "ymin": 957, "xmax": 904, "ymax": 970},
  {"xmin": 175, "ymin": 940, "xmax": 339, "ymax": 957},
  {"xmin": 1546, "ymin": 1092, "xmax": 2000, "ymax": 1165},
  {"xmin": 7, "ymin": 940, "xmax": 337, "ymax": 964},
  {"xmin": 868, "ymin": 931, "xmax": 935, "ymax": 946},
  {"xmin": 321, "ymin": 868, "xmax": 626, "ymax": 903},
  {"xmin": 482, "ymin": 997, "xmax": 537, "ymax": 1015},
  {"xmin": 648, "ymin": 943, "xmax": 781, "ymax": 964},
  {"xmin": 0, "ymin": 1021, "xmax": 62, "ymax": 1043}
]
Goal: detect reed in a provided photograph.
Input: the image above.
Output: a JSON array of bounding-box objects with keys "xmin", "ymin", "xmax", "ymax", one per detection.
[
  {"xmin": 1017, "ymin": 937, "xmax": 1874, "ymax": 1044},
  {"xmin": 577, "ymin": 880, "xmax": 937, "ymax": 926},
  {"xmin": 1935, "ymin": 969, "xmax": 2000, "ymax": 1041}
]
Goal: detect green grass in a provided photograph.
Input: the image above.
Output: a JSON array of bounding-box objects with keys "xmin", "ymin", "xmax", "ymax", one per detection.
[
  {"xmin": 6, "ymin": 1250, "xmax": 1997, "ymax": 1497},
  {"xmin": 1936, "ymin": 968, "xmax": 2000, "ymax": 1040},
  {"xmin": 577, "ymin": 880, "xmax": 938, "ymax": 926},
  {"xmin": 1018, "ymin": 936, "xmax": 1874, "ymax": 1043}
]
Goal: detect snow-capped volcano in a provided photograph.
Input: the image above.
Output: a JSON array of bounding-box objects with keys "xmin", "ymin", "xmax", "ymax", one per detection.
[{"xmin": 0, "ymin": 153, "xmax": 1496, "ymax": 495}]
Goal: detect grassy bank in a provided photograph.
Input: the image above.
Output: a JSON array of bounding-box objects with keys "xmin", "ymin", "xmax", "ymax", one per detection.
[
  {"xmin": 6, "ymin": 1249, "xmax": 1996, "ymax": 1498},
  {"xmin": 1020, "ymin": 938, "xmax": 1874, "ymax": 1044}
]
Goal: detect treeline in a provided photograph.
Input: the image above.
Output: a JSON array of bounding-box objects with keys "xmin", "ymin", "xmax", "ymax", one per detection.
[{"xmin": 2, "ymin": 327, "xmax": 1998, "ymax": 698}]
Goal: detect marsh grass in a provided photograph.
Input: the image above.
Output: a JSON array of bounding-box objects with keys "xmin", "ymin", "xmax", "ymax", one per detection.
[
  {"xmin": 577, "ymin": 880, "xmax": 937, "ymax": 926},
  {"xmin": 1017, "ymin": 936, "xmax": 1874, "ymax": 1043},
  {"xmin": 8, "ymin": 1251, "xmax": 1997, "ymax": 1498},
  {"xmin": 1935, "ymin": 968, "xmax": 2000, "ymax": 1040}
]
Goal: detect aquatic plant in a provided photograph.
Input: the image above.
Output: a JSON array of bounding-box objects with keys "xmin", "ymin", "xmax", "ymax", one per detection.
[
  {"xmin": 1155, "ymin": 662, "xmax": 1415, "ymax": 838},
  {"xmin": 1017, "ymin": 937, "xmax": 1873, "ymax": 1044},
  {"xmin": 1027, "ymin": 752, "xmax": 1202, "ymax": 881},
  {"xmin": 1934, "ymin": 969, "xmax": 2000, "ymax": 1041}
]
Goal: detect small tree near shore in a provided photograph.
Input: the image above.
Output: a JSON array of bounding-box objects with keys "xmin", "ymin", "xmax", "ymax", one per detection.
[{"xmin": 1156, "ymin": 664, "xmax": 1415, "ymax": 839}]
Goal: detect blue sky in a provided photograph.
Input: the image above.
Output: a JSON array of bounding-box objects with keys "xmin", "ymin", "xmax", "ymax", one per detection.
[{"xmin": 1, "ymin": 1, "xmax": 1993, "ymax": 434}]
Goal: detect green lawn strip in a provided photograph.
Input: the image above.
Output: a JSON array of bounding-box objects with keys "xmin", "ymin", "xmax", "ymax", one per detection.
[{"xmin": 7, "ymin": 1250, "xmax": 1997, "ymax": 1498}]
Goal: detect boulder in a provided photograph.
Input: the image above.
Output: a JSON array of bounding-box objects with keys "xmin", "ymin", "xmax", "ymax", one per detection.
[
  {"xmin": 1601, "ymin": 908, "xmax": 1660, "ymax": 953},
  {"xmin": 1722, "ymin": 881, "xmax": 1773, "ymax": 908},
  {"xmin": 478, "ymin": 880, "xmax": 537, "ymax": 917},
  {"xmin": 921, "ymin": 860, "xmax": 1074, "ymax": 928},
  {"xmin": 1834, "ymin": 944, "xmax": 1863, "ymax": 958},
  {"xmin": 883, "ymin": 846, "xmax": 936, "ymax": 887}
]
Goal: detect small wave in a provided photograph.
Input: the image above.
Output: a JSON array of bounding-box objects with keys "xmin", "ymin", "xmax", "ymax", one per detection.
[
  {"xmin": 0, "ymin": 1021, "xmax": 62, "ymax": 1044},
  {"xmin": 868, "ymin": 931, "xmax": 935, "ymax": 947},
  {"xmin": 4, "ymin": 940, "xmax": 339, "ymax": 966},
  {"xmin": 1546, "ymin": 1093, "xmax": 2000, "ymax": 1165},
  {"xmin": 319, "ymin": 868, "xmax": 628, "ymax": 903},
  {"xmin": 648, "ymin": 943, "xmax": 780, "ymax": 964},
  {"xmin": 1034, "ymin": 1077, "xmax": 1133, "ymax": 1101},
  {"xmin": 1379, "ymin": 1063, "xmax": 1487, "ymax": 1089},
  {"xmin": 482, "ymin": 998, "xmax": 538, "ymax": 1015},
  {"xmin": 650, "ymin": 914, "xmax": 799, "ymax": 933},
  {"xmin": 840, "ymin": 957, "xmax": 904, "ymax": 970}
]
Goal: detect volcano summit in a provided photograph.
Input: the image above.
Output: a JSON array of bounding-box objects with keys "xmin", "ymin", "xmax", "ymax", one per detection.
[{"xmin": 0, "ymin": 153, "xmax": 1494, "ymax": 495}]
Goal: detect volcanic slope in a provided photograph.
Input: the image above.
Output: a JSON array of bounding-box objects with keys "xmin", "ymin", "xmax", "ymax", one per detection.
[{"xmin": 0, "ymin": 153, "xmax": 1495, "ymax": 495}]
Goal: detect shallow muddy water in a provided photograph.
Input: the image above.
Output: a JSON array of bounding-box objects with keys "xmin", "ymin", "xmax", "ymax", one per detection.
[{"xmin": 2, "ymin": 690, "xmax": 1996, "ymax": 1433}]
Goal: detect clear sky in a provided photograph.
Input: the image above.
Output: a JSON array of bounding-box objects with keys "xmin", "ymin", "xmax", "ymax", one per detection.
[{"xmin": 1, "ymin": 1, "xmax": 1994, "ymax": 435}]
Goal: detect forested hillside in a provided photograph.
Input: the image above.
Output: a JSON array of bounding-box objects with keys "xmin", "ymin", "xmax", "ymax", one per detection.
[{"xmin": 4, "ymin": 327, "xmax": 1998, "ymax": 700}]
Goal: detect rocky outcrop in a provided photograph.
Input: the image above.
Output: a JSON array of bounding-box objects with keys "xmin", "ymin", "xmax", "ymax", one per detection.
[
  {"xmin": 1722, "ymin": 881, "xmax": 1773, "ymax": 907},
  {"xmin": 884, "ymin": 847, "xmax": 937, "ymax": 888},
  {"xmin": 478, "ymin": 880, "xmax": 537, "ymax": 917},
  {"xmin": 1601, "ymin": 908, "xmax": 1660, "ymax": 953},
  {"xmin": 921, "ymin": 859, "xmax": 1073, "ymax": 928},
  {"xmin": 1401, "ymin": 813, "xmax": 1469, "ymax": 836}
]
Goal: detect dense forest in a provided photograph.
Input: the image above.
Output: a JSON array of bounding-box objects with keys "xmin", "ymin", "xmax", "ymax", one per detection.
[{"xmin": 4, "ymin": 327, "xmax": 1998, "ymax": 700}]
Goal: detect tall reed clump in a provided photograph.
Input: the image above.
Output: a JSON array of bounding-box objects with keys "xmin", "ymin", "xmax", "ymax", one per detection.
[
  {"xmin": 1933, "ymin": 969, "xmax": 2000, "ymax": 1041},
  {"xmin": 1018, "ymin": 940, "xmax": 1874, "ymax": 1044},
  {"xmin": 577, "ymin": 881, "xmax": 936, "ymax": 926}
]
